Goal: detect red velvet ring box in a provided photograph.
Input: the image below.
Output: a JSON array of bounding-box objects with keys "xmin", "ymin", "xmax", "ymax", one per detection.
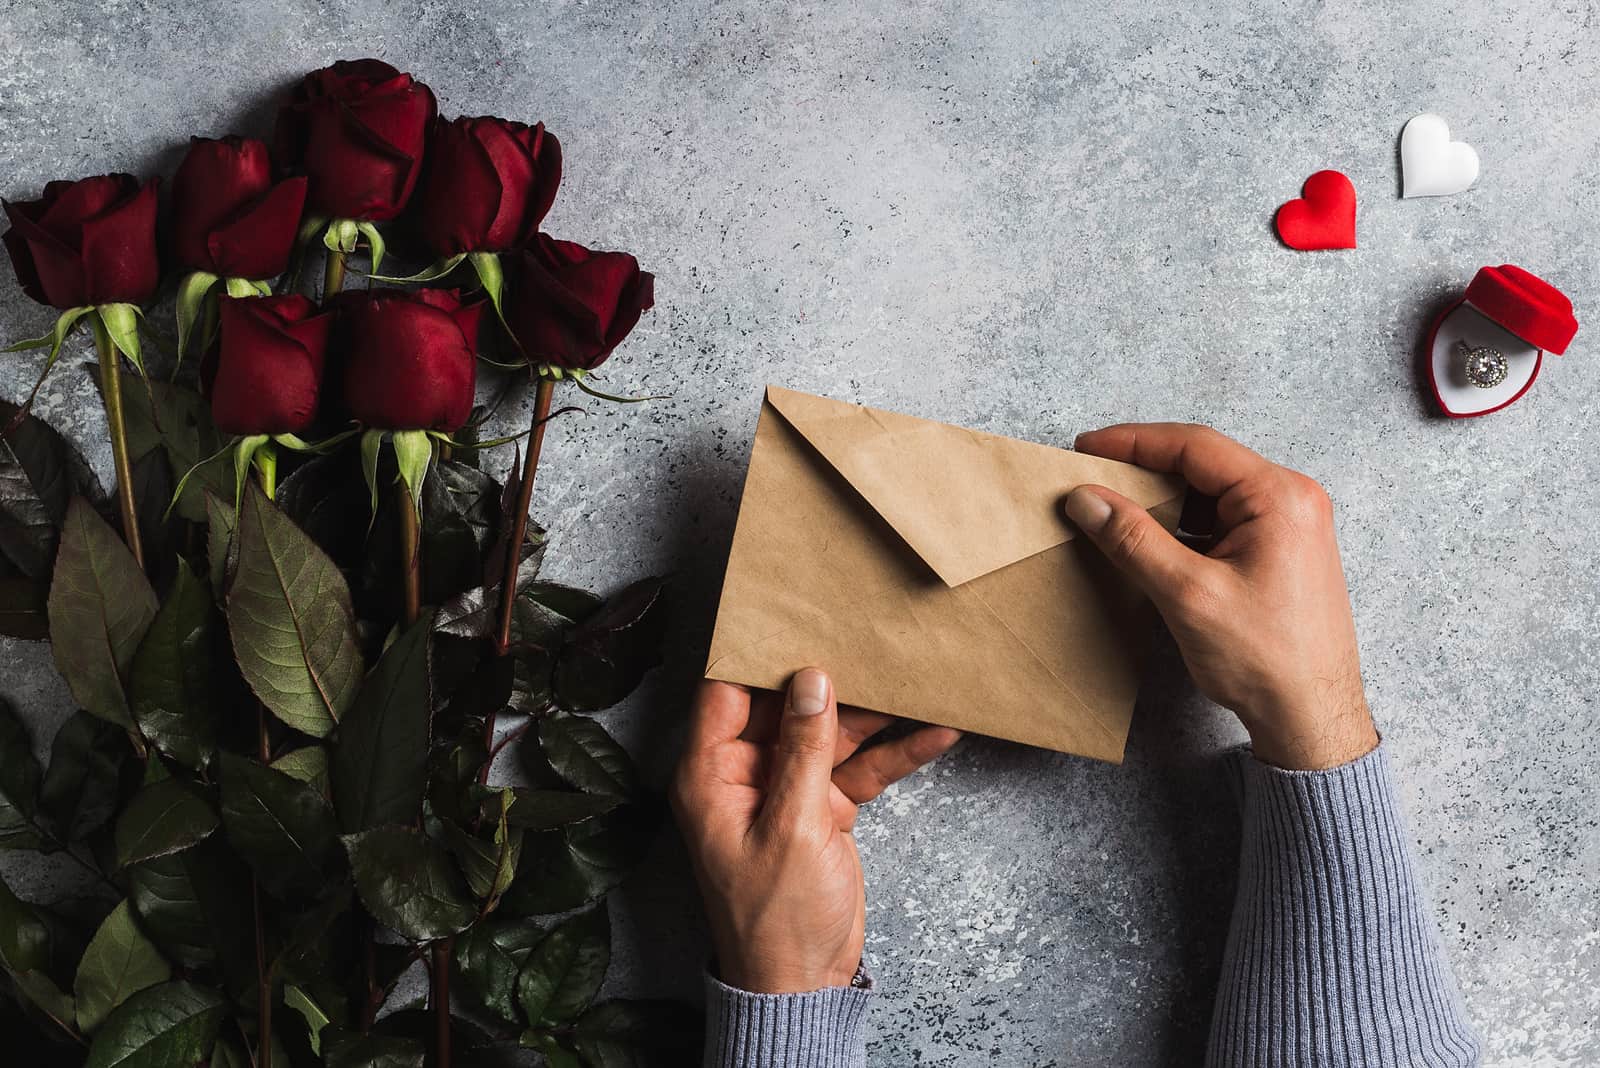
[{"xmin": 1425, "ymin": 264, "xmax": 1579, "ymax": 418}]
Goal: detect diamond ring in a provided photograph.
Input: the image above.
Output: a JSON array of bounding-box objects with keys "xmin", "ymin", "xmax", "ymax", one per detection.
[{"xmin": 1458, "ymin": 341, "xmax": 1508, "ymax": 389}]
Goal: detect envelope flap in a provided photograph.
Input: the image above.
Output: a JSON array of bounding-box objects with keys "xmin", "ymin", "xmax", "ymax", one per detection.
[{"xmin": 765, "ymin": 386, "xmax": 1186, "ymax": 586}]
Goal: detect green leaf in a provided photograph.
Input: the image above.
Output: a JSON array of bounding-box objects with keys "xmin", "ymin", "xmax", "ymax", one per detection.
[
  {"xmin": 113, "ymin": 778, "xmax": 218, "ymax": 869},
  {"xmin": 572, "ymin": 999, "xmax": 704, "ymax": 1067},
  {"xmin": 82, "ymin": 980, "xmax": 225, "ymax": 1068},
  {"xmin": 125, "ymin": 840, "xmax": 254, "ymax": 976},
  {"xmin": 231, "ymin": 434, "xmax": 270, "ymax": 511},
  {"xmin": 324, "ymin": 1031, "xmax": 425, "ymax": 1068},
  {"xmin": 222, "ymin": 277, "xmax": 259, "ymax": 299},
  {"xmin": 360, "ymin": 429, "xmax": 385, "ymax": 520},
  {"xmin": 0, "ymin": 697, "xmax": 44, "ymax": 849},
  {"xmin": 355, "ymin": 222, "xmax": 386, "ymax": 276},
  {"xmin": 218, "ymin": 753, "xmax": 343, "ymax": 900},
  {"xmin": 96, "ymin": 371, "xmax": 230, "ymax": 523},
  {"xmin": 173, "ymin": 271, "xmax": 219, "ymax": 363},
  {"xmin": 203, "ymin": 492, "xmax": 235, "ymax": 599},
  {"xmin": 96, "ymin": 305, "xmax": 144, "ymax": 376},
  {"xmin": 37, "ymin": 711, "xmax": 131, "ymax": 843},
  {"xmin": 500, "ymin": 789, "xmax": 619, "ymax": 832},
  {"xmin": 324, "ymin": 218, "xmax": 359, "ymax": 254},
  {"xmin": 209, "ymin": 1037, "xmax": 249, "ymax": 1068},
  {"xmin": 341, "ymin": 825, "xmax": 476, "ymax": 942},
  {"xmin": 270, "ymin": 746, "xmax": 330, "ymax": 795},
  {"xmin": 2, "ymin": 306, "xmax": 92, "ymax": 417},
  {"xmin": 129, "ymin": 563, "xmax": 215, "ymax": 771},
  {"xmin": 12, "ymin": 970, "xmax": 77, "ymax": 1035},
  {"xmin": 519, "ymin": 1031, "xmax": 580, "ymax": 1067},
  {"xmin": 538, "ymin": 713, "xmax": 639, "ymax": 800},
  {"xmin": 366, "ymin": 253, "xmax": 465, "ymax": 285},
  {"xmin": 72, "ymin": 900, "xmax": 170, "ymax": 1034},
  {"xmin": 283, "ymin": 982, "xmax": 331, "ymax": 1054},
  {"xmin": 390, "ymin": 430, "xmax": 431, "ymax": 525},
  {"xmin": 510, "ymin": 583, "xmax": 603, "ymax": 712},
  {"xmin": 500, "ymin": 804, "xmax": 658, "ymax": 916},
  {"xmin": 0, "ymin": 396, "xmax": 103, "ymax": 580},
  {"xmin": 227, "ymin": 484, "xmax": 363, "ymax": 738},
  {"xmin": 454, "ymin": 917, "xmax": 549, "ymax": 1026},
  {"xmin": 469, "ymin": 251, "xmax": 507, "ymax": 330},
  {"xmin": 0, "ymin": 873, "xmax": 50, "ymax": 973},
  {"xmin": 441, "ymin": 789, "xmax": 522, "ymax": 903},
  {"xmin": 333, "ymin": 617, "xmax": 432, "ymax": 833},
  {"xmin": 515, "ymin": 905, "xmax": 609, "ymax": 1027},
  {"xmin": 48, "ymin": 497, "xmax": 158, "ymax": 727}
]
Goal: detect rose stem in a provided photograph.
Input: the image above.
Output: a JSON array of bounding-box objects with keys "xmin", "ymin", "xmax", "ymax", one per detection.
[
  {"xmin": 493, "ymin": 375, "xmax": 555, "ymax": 654},
  {"xmin": 90, "ymin": 313, "xmax": 144, "ymax": 569},
  {"xmin": 482, "ymin": 375, "xmax": 556, "ymax": 786},
  {"xmin": 432, "ymin": 941, "xmax": 453, "ymax": 1068},
  {"xmin": 253, "ymin": 467, "xmax": 276, "ymax": 1068},
  {"xmin": 398, "ymin": 456, "xmax": 448, "ymax": 1066},
  {"xmin": 399, "ymin": 480, "xmax": 422, "ymax": 627},
  {"xmin": 323, "ymin": 248, "xmax": 347, "ymax": 300}
]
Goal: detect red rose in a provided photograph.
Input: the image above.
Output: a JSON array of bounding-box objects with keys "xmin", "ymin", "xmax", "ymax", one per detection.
[
  {"xmin": 209, "ymin": 295, "xmax": 333, "ymax": 436},
  {"xmin": 274, "ymin": 59, "xmax": 436, "ymax": 222},
  {"xmin": 338, "ymin": 289, "xmax": 482, "ymax": 432},
  {"xmin": 2, "ymin": 174, "xmax": 159, "ymax": 309},
  {"xmin": 506, "ymin": 236, "xmax": 655, "ymax": 371},
  {"xmin": 171, "ymin": 137, "xmax": 307, "ymax": 280},
  {"xmin": 414, "ymin": 117, "xmax": 562, "ymax": 256}
]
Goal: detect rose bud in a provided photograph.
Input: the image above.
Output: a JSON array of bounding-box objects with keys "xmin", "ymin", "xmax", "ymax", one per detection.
[
  {"xmin": 338, "ymin": 289, "xmax": 483, "ymax": 432},
  {"xmin": 506, "ymin": 236, "xmax": 655, "ymax": 371},
  {"xmin": 208, "ymin": 295, "xmax": 333, "ymax": 436},
  {"xmin": 274, "ymin": 59, "xmax": 436, "ymax": 222},
  {"xmin": 413, "ymin": 117, "xmax": 562, "ymax": 257},
  {"xmin": 171, "ymin": 136, "xmax": 308, "ymax": 280},
  {"xmin": 2, "ymin": 174, "xmax": 159, "ymax": 309}
]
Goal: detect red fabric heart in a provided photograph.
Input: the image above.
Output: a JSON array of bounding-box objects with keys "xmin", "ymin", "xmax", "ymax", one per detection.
[{"xmin": 1275, "ymin": 170, "xmax": 1357, "ymax": 250}]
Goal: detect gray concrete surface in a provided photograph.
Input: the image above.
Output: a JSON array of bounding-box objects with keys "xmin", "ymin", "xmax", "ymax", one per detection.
[{"xmin": 3, "ymin": 1, "xmax": 1598, "ymax": 1063}]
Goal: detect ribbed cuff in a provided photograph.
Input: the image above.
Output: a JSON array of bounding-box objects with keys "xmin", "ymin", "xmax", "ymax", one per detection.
[
  {"xmin": 703, "ymin": 972, "xmax": 873, "ymax": 1068},
  {"xmin": 1207, "ymin": 743, "xmax": 1482, "ymax": 1067}
]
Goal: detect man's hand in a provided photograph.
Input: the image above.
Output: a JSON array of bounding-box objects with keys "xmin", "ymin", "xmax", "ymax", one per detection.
[
  {"xmin": 1067, "ymin": 423, "xmax": 1379, "ymax": 771},
  {"xmin": 672, "ymin": 669, "xmax": 960, "ymax": 993}
]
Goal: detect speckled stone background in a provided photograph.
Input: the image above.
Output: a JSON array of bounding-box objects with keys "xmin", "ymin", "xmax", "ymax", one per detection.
[{"xmin": 3, "ymin": 1, "xmax": 1598, "ymax": 1064}]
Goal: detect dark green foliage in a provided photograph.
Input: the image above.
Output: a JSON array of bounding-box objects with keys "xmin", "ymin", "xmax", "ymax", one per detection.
[{"xmin": 2, "ymin": 402, "xmax": 683, "ymax": 1063}]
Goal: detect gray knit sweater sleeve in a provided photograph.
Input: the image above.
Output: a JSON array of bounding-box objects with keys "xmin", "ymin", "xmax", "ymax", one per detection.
[
  {"xmin": 704, "ymin": 743, "xmax": 1481, "ymax": 1067},
  {"xmin": 703, "ymin": 973, "xmax": 872, "ymax": 1067},
  {"xmin": 1207, "ymin": 743, "xmax": 1481, "ymax": 1066}
]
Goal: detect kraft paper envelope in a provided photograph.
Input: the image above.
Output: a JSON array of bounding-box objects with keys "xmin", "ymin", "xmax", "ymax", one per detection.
[{"xmin": 705, "ymin": 386, "xmax": 1186, "ymax": 762}]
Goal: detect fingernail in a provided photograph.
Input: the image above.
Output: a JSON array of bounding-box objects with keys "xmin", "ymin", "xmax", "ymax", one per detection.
[
  {"xmin": 1065, "ymin": 487, "xmax": 1112, "ymax": 534},
  {"xmin": 789, "ymin": 668, "xmax": 830, "ymax": 717}
]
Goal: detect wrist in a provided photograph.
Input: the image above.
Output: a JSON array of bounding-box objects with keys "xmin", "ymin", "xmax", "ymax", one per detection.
[
  {"xmin": 1242, "ymin": 694, "xmax": 1378, "ymax": 771},
  {"xmin": 716, "ymin": 951, "xmax": 861, "ymax": 994}
]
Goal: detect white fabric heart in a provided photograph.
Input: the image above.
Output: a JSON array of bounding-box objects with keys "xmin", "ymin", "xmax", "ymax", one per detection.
[{"xmin": 1402, "ymin": 113, "xmax": 1480, "ymax": 198}]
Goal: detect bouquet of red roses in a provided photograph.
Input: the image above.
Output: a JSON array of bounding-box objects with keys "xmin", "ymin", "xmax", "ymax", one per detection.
[{"xmin": 0, "ymin": 58, "xmax": 693, "ymax": 1068}]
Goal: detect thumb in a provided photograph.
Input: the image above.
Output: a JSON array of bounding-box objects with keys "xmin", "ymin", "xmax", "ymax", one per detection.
[
  {"xmin": 760, "ymin": 667, "xmax": 838, "ymax": 833},
  {"xmin": 1064, "ymin": 485, "xmax": 1198, "ymax": 606}
]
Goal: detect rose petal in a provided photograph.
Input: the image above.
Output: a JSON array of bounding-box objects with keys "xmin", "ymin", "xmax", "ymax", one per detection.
[
  {"xmin": 3, "ymin": 198, "xmax": 75, "ymax": 307},
  {"xmin": 36, "ymin": 175, "xmax": 127, "ymax": 243},
  {"xmin": 416, "ymin": 119, "xmax": 505, "ymax": 256},
  {"xmin": 340, "ymin": 293, "xmax": 476, "ymax": 431},
  {"xmin": 207, "ymin": 177, "xmax": 308, "ymax": 280},
  {"xmin": 472, "ymin": 119, "xmax": 537, "ymax": 250},
  {"xmin": 211, "ymin": 295, "xmax": 328, "ymax": 435},
  {"xmin": 172, "ymin": 138, "xmax": 275, "ymax": 273},
  {"xmin": 524, "ymin": 125, "xmax": 562, "ymax": 243},
  {"xmin": 78, "ymin": 179, "xmax": 160, "ymax": 305}
]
